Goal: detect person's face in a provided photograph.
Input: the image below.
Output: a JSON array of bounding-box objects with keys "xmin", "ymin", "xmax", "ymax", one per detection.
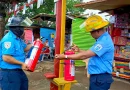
[{"xmin": 90, "ymin": 30, "xmax": 99, "ymax": 39}]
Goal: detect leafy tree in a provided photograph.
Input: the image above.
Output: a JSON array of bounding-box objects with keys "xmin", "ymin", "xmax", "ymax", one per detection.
[
  {"xmin": 16, "ymin": 0, "xmax": 84, "ymax": 29},
  {"xmin": 66, "ymin": 0, "xmax": 84, "ymax": 15}
]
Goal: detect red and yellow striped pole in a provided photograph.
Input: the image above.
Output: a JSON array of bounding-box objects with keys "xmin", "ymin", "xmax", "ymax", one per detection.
[{"xmin": 58, "ymin": 0, "xmax": 66, "ymax": 90}]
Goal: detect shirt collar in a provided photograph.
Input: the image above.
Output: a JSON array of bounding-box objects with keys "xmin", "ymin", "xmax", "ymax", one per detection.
[{"xmin": 97, "ymin": 32, "xmax": 109, "ymax": 41}]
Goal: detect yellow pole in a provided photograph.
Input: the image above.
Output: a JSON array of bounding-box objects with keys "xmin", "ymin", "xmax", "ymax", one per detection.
[
  {"xmin": 59, "ymin": 0, "xmax": 66, "ymax": 90},
  {"xmin": 59, "ymin": 0, "xmax": 66, "ymax": 78}
]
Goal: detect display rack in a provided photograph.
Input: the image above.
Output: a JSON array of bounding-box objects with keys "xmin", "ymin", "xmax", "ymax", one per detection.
[{"xmin": 112, "ymin": 9, "xmax": 130, "ymax": 80}]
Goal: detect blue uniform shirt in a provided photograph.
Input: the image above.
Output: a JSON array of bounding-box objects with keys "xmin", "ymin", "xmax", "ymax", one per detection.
[
  {"xmin": 0, "ymin": 31, "xmax": 27, "ymax": 69},
  {"xmin": 88, "ymin": 32, "xmax": 114, "ymax": 74}
]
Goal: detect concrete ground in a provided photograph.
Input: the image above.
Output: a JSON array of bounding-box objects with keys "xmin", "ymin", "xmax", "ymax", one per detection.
[{"xmin": 26, "ymin": 61, "xmax": 130, "ymax": 90}]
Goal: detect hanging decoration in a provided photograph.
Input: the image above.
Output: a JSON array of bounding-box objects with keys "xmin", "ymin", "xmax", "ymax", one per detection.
[
  {"xmin": 28, "ymin": 0, "xmax": 31, "ymax": 3},
  {"xmin": 8, "ymin": 4, "xmax": 12, "ymax": 14},
  {"xmin": 28, "ymin": 0, "xmax": 33, "ymax": 9},
  {"xmin": 16, "ymin": 11, "xmax": 19, "ymax": 15},
  {"xmin": 37, "ymin": 0, "xmax": 41, "ymax": 8},
  {"xmin": 54, "ymin": 0, "xmax": 59, "ymax": 15},
  {"xmin": 30, "ymin": 0, "xmax": 33, "ymax": 9},
  {"xmin": 15, "ymin": 4, "xmax": 18, "ymax": 11},
  {"xmin": 23, "ymin": 4, "xmax": 26, "ymax": 14},
  {"xmin": 9, "ymin": 9, "xmax": 12, "ymax": 13},
  {"xmin": 8, "ymin": 0, "xmax": 38, "ymax": 15},
  {"xmin": 16, "ymin": 5, "xmax": 19, "ymax": 15},
  {"xmin": 40, "ymin": 0, "xmax": 43, "ymax": 5}
]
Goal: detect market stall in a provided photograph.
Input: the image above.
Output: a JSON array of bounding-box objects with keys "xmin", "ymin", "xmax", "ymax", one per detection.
[{"xmin": 111, "ymin": 7, "xmax": 130, "ymax": 80}]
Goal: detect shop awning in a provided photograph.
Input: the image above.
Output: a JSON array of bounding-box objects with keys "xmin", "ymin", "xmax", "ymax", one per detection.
[
  {"xmin": 31, "ymin": 13, "xmax": 74, "ymax": 31},
  {"xmin": 74, "ymin": 0, "xmax": 130, "ymax": 11}
]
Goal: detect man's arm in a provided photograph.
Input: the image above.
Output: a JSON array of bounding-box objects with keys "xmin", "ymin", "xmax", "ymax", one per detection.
[
  {"xmin": 2, "ymin": 55, "xmax": 28, "ymax": 70},
  {"xmin": 78, "ymin": 49, "xmax": 87, "ymax": 53},
  {"xmin": 55, "ymin": 50, "xmax": 96, "ymax": 60},
  {"xmin": 24, "ymin": 44, "xmax": 33, "ymax": 52},
  {"xmin": 69, "ymin": 50, "xmax": 96, "ymax": 60},
  {"xmin": 3, "ymin": 55, "xmax": 23, "ymax": 65},
  {"xmin": 24, "ymin": 38, "xmax": 42, "ymax": 52}
]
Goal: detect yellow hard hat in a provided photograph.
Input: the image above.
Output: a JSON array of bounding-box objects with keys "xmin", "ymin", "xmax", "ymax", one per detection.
[{"xmin": 80, "ymin": 15, "xmax": 109, "ymax": 32}]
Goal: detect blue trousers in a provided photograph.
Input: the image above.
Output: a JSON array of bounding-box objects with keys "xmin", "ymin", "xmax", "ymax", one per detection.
[
  {"xmin": 0, "ymin": 70, "xmax": 28, "ymax": 90},
  {"xmin": 89, "ymin": 73, "xmax": 113, "ymax": 90}
]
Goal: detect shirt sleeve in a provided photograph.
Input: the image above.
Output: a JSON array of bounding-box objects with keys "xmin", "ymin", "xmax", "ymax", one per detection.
[
  {"xmin": 90, "ymin": 42, "xmax": 110, "ymax": 57},
  {"xmin": 2, "ymin": 40, "xmax": 15, "ymax": 55}
]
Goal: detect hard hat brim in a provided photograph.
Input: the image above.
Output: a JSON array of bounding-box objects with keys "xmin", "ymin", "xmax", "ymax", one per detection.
[{"xmin": 86, "ymin": 21, "xmax": 109, "ymax": 32}]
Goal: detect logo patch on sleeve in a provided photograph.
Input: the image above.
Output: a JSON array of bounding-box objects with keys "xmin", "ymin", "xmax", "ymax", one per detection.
[
  {"xmin": 94, "ymin": 44, "xmax": 102, "ymax": 51},
  {"xmin": 4, "ymin": 42, "xmax": 11, "ymax": 49}
]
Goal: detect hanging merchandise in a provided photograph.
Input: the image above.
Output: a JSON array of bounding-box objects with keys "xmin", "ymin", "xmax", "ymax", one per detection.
[
  {"xmin": 112, "ymin": 9, "xmax": 130, "ymax": 80},
  {"xmin": 37, "ymin": 0, "xmax": 41, "ymax": 8},
  {"xmin": 23, "ymin": 4, "xmax": 26, "ymax": 14},
  {"xmin": 114, "ymin": 13, "xmax": 130, "ymax": 28}
]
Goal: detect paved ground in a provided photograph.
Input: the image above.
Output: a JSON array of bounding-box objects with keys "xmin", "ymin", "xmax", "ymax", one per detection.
[{"xmin": 26, "ymin": 61, "xmax": 130, "ymax": 90}]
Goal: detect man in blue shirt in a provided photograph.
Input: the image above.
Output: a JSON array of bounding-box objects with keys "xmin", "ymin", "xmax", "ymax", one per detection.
[
  {"xmin": 55, "ymin": 15, "xmax": 114, "ymax": 90},
  {"xmin": 0, "ymin": 16, "xmax": 32, "ymax": 90}
]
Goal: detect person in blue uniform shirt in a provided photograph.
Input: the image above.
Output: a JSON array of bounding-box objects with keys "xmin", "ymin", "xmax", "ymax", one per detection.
[
  {"xmin": 0, "ymin": 15, "xmax": 33, "ymax": 90},
  {"xmin": 55, "ymin": 15, "xmax": 114, "ymax": 90}
]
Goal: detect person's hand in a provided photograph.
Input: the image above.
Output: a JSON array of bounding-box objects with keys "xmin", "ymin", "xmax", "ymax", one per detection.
[
  {"xmin": 36, "ymin": 38, "xmax": 41, "ymax": 41},
  {"xmin": 71, "ymin": 44, "xmax": 80, "ymax": 52},
  {"xmin": 55, "ymin": 54, "xmax": 65, "ymax": 60},
  {"xmin": 21, "ymin": 63, "xmax": 29, "ymax": 71}
]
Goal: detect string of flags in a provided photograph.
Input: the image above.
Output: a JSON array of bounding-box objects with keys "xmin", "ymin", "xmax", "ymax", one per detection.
[{"xmin": 8, "ymin": 0, "xmax": 45, "ymax": 15}]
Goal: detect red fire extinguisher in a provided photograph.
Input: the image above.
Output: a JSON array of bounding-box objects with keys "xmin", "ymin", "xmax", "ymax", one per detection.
[
  {"xmin": 25, "ymin": 40, "xmax": 44, "ymax": 72},
  {"xmin": 64, "ymin": 50, "xmax": 75, "ymax": 81}
]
